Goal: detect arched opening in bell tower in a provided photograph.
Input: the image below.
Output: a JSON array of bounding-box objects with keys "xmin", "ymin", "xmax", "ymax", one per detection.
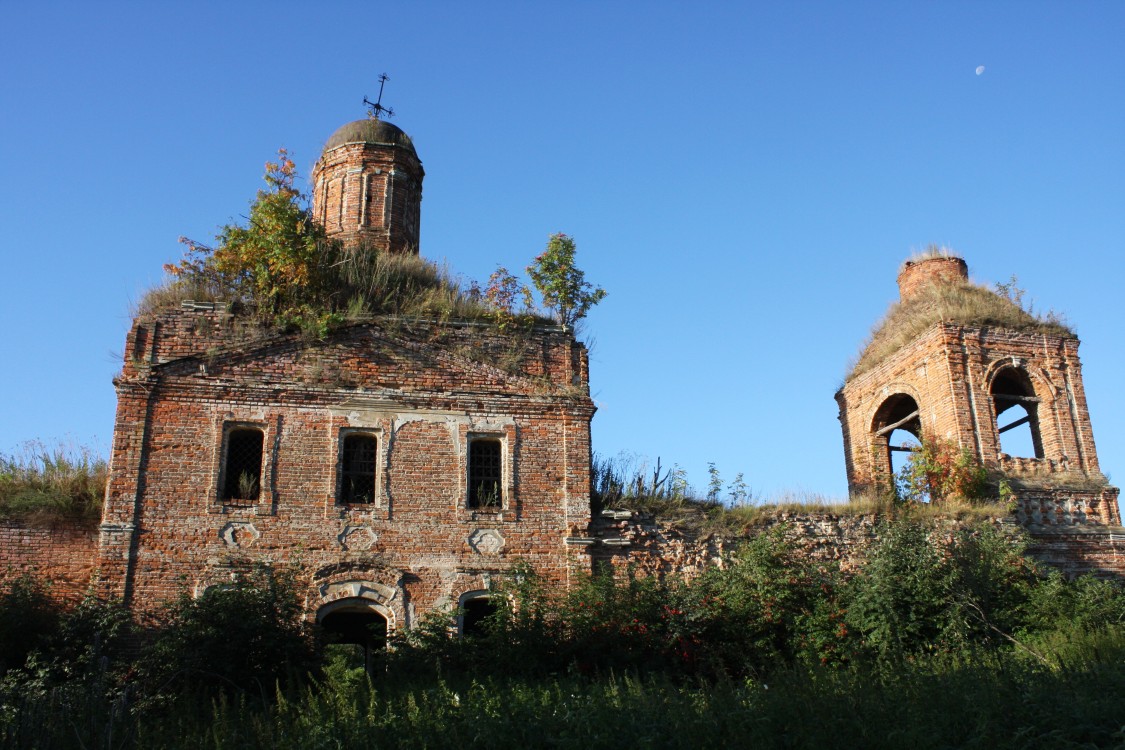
[
  {"xmin": 871, "ymin": 394, "xmax": 922, "ymax": 489},
  {"xmin": 991, "ymin": 368, "xmax": 1044, "ymax": 459}
]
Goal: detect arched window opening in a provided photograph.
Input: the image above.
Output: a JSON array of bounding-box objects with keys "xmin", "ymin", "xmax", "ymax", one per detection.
[
  {"xmin": 872, "ymin": 394, "xmax": 922, "ymax": 483},
  {"xmin": 991, "ymin": 369, "xmax": 1043, "ymax": 459},
  {"xmin": 319, "ymin": 605, "xmax": 388, "ymax": 674},
  {"xmin": 222, "ymin": 427, "xmax": 263, "ymax": 502},
  {"xmin": 459, "ymin": 594, "xmax": 497, "ymax": 638}
]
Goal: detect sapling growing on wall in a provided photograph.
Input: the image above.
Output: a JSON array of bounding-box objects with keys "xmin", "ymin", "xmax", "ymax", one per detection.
[
  {"xmin": 706, "ymin": 463, "xmax": 723, "ymax": 503},
  {"xmin": 526, "ymin": 233, "xmax": 606, "ymax": 328}
]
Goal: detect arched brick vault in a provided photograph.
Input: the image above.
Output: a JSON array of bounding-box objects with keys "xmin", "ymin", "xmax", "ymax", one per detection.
[
  {"xmin": 313, "ymin": 583, "xmax": 400, "ymax": 631},
  {"xmin": 987, "ymin": 364, "xmax": 1047, "ymax": 460}
]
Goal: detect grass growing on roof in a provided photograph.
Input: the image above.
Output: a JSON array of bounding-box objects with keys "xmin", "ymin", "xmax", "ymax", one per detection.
[{"xmin": 846, "ymin": 278, "xmax": 1073, "ymax": 383}]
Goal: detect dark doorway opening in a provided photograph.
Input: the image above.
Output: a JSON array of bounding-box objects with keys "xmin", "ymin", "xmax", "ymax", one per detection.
[
  {"xmin": 460, "ymin": 596, "xmax": 497, "ymax": 638},
  {"xmin": 320, "ymin": 605, "xmax": 388, "ymax": 674}
]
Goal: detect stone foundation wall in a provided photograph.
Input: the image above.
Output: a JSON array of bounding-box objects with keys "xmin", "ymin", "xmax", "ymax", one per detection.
[{"xmin": 590, "ymin": 512, "xmax": 883, "ymax": 578}]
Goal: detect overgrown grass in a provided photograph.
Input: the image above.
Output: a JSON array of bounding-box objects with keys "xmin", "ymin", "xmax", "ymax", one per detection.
[
  {"xmin": 4, "ymin": 521, "xmax": 1125, "ymax": 749},
  {"xmin": 136, "ymin": 243, "xmax": 501, "ymax": 323},
  {"xmin": 846, "ymin": 279, "xmax": 1074, "ymax": 383},
  {"xmin": 0, "ymin": 442, "xmax": 106, "ymax": 524},
  {"xmin": 142, "ymin": 644, "xmax": 1124, "ymax": 749},
  {"xmin": 7, "ymin": 632, "xmax": 1123, "ymax": 749}
]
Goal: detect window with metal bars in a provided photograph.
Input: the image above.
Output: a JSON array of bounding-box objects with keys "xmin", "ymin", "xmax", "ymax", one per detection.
[
  {"xmin": 340, "ymin": 433, "xmax": 377, "ymax": 504},
  {"xmin": 468, "ymin": 439, "xmax": 502, "ymax": 508},
  {"xmin": 222, "ymin": 427, "xmax": 263, "ymax": 502}
]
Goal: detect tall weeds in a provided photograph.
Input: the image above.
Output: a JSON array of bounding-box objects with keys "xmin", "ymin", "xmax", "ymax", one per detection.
[{"xmin": 0, "ymin": 441, "xmax": 106, "ymax": 524}]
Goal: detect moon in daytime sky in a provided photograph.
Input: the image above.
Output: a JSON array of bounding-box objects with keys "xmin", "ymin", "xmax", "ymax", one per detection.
[{"xmin": 975, "ymin": 65, "xmax": 985, "ymax": 75}]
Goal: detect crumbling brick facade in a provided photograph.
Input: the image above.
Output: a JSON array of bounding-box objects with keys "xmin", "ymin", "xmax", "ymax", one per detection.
[
  {"xmin": 99, "ymin": 311, "xmax": 595, "ymax": 631},
  {"xmin": 95, "ymin": 118, "xmax": 596, "ymax": 637},
  {"xmin": 836, "ymin": 255, "xmax": 1120, "ymax": 527}
]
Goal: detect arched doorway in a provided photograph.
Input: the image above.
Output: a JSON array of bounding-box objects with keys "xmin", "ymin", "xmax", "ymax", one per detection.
[{"xmin": 318, "ymin": 600, "xmax": 389, "ymax": 674}]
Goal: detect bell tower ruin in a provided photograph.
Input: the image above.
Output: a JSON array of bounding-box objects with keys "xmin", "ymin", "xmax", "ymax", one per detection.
[
  {"xmin": 311, "ymin": 118, "xmax": 424, "ymax": 254},
  {"xmin": 836, "ymin": 252, "xmax": 1120, "ymax": 527}
]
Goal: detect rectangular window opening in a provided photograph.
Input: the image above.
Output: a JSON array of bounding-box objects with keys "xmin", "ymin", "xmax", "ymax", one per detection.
[
  {"xmin": 468, "ymin": 439, "xmax": 503, "ymax": 509},
  {"xmin": 223, "ymin": 427, "xmax": 263, "ymax": 502},
  {"xmin": 340, "ymin": 433, "xmax": 378, "ymax": 505}
]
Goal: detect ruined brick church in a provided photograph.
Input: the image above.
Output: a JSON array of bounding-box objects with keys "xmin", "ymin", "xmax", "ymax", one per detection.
[
  {"xmin": 95, "ymin": 116, "xmax": 597, "ymax": 642},
  {"xmin": 3, "ymin": 114, "xmax": 1121, "ymax": 647}
]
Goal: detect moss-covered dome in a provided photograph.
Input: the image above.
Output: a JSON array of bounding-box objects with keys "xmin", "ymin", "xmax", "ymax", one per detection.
[{"xmin": 323, "ymin": 119, "xmax": 417, "ymax": 157}]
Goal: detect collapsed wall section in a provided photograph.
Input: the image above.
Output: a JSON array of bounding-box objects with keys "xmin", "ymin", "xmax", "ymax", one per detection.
[{"xmin": 589, "ymin": 510, "xmax": 1125, "ymax": 580}]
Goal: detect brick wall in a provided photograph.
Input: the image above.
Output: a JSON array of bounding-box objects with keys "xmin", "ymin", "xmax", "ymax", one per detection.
[
  {"xmin": 0, "ymin": 520, "xmax": 99, "ymax": 603},
  {"xmin": 836, "ymin": 322, "xmax": 1112, "ymax": 520}
]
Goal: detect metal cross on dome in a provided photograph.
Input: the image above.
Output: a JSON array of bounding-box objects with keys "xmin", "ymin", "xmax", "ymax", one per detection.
[{"xmin": 363, "ymin": 74, "xmax": 395, "ymax": 120}]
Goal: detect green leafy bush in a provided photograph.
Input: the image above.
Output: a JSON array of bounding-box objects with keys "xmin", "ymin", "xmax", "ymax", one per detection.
[
  {"xmin": 844, "ymin": 521, "xmax": 1037, "ymax": 666},
  {"xmin": 139, "ymin": 566, "xmax": 315, "ymax": 702},
  {"xmin": 896, "ymin": 437, "xmax": 989, "ymax": 504},
  {"xmin": 0, "ymin": 575, "xmax": 59, "ymax": 676}
]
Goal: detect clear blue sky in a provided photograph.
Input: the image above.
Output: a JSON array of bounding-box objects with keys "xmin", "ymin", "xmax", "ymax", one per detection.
[{"xmin": 2, "ymin": 1, "xmax": 1122, "ymax": 504}]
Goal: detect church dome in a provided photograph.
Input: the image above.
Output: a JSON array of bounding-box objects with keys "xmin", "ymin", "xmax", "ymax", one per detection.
[{"xmin": 322, "ymin": 119, "xmax": 417, "ymax": 156}]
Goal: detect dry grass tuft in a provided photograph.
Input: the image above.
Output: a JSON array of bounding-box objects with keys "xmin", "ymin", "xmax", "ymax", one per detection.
[
  {"xmin": 846, "ymin": 280, "xmax": 1073, "ymax": 382},
  {"xmin": 133, "ymin": 277, "xmax": 228, "ymax": 317},
  {"xmin": 136, "ymin": 243, "xmax": 556, "ymax": 332}
]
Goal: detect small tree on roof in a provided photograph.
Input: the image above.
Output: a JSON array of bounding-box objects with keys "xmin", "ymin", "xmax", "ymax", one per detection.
[
  {"xmin": 526, "ymin": 233, "xmax": 606, "ymax": 328},
  {"xmin": 166, "ymin": 149, "xmax": 334, "ymax": 328}
]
